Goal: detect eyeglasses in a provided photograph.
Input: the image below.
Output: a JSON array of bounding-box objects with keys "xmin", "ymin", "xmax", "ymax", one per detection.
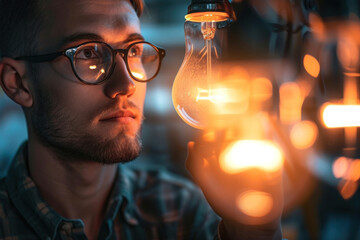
[{"xmin": 15, "ymin": 41, "xmax": 166, "ymax": 84}]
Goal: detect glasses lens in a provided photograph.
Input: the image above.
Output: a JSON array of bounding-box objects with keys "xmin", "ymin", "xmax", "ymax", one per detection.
[
  {"xmin": 73, "ymin": 42, "xmax": 113, "ymax": 83},
  {"xmin": 127, "ymin": 43, "xmax": 160, "ymax": 81}
]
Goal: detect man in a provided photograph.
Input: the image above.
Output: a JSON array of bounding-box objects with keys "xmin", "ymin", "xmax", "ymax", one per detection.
[{"xmin": 0, "ymin": 0, "xmax": 282, "ymax": 239}]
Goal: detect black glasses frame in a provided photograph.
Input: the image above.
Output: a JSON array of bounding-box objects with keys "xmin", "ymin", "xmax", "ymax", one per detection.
[{"xmin": 15, "ymin": 41, "xmax": 166, "ymax": 84}]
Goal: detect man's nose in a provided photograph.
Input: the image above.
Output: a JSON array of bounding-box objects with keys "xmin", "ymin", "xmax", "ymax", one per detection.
[{"xmin": 103, "ymin": 54, "xmax": 136, "ymax": 99}]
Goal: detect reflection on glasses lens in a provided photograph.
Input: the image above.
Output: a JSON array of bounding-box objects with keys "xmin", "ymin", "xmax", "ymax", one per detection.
[
  {"xmin": 73, "ymin": 43, "xmax": 113, "ymax": 84},
  {"xmin": 128, "ymin": 43, "xmax": 160, "ymax": 81},
  {"xmin": 71, "ymin": 42, "xmax": 161, "ymax": 84}
]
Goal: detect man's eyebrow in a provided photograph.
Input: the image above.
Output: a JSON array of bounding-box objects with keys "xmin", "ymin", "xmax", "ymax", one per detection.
[
  {"xmin": 123, "ymin": 33, "xmax": 145, "ymax": 45},
  {"xmin": 60, "ymin": 33, "xmax": 145, "ymax": 48},
  {"xmin": 60, "ymin": 33, "xmax": 104, "ymax": 47}
]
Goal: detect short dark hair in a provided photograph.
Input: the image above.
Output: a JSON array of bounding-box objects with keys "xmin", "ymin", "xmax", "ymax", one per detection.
[
  {"xmin": 0, "ymin": 0, "xmax": 144, "ymax": 59},
  {"xmin": 130, "ymin": 0, "xmax": 144, "ymax": 17}
]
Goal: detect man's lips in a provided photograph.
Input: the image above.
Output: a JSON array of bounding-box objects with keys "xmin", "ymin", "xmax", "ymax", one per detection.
[{"xmin": 99, "ymin": 110, "xmax": 138, "ymax": 123}]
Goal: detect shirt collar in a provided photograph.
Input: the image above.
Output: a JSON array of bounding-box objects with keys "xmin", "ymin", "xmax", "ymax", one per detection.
[{"xmin": 106, "ymin": 163, "xmax": 139, "ymax": 226}]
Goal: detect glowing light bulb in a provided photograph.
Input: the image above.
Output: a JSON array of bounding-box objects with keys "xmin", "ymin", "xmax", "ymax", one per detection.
[{"xmin": 172, "ymin": 10, "xmax": 231, "ymax": 128}]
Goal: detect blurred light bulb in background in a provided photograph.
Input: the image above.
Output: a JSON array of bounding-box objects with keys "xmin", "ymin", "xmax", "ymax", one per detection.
[{"xmin": 322, "ymin": 104, "xmax": 360, "ymax": 128}]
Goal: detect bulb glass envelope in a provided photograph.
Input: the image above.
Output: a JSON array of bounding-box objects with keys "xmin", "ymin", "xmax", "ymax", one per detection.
[
  {"xmin": 177, "ymin": 60, "xmax": 292, "ymax": 128},
  {"xmin": 172, "ymin": 16, "xmax": 229, "ymax": 128}
]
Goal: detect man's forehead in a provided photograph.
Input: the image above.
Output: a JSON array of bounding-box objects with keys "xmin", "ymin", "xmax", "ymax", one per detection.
[{"xmin": 39, "ymin": 0, "xmax": 141, "ymax": 50}]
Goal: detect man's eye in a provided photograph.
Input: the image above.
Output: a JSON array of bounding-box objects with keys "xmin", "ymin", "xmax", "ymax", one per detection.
[
  {"xmin": 76, "ymin": 48, "xmax": 99, "ymax": 59},
  {"xmin": 129, "ymin": 46, "xmax": 142, "ymax": 57}
]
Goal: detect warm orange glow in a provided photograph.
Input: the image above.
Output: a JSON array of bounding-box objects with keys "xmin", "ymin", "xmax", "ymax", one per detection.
[
  {"xmin": 236, "ymin": 191, "xmax": 273, "ymax": 217},
  {"xmin": 202, "ymin": 130, "xmax": 216, "ymax": 142},
  {"xmin": 132, "ymin": 72, "xmax": 144, "ymax": 80},
  {"xmin": 344, "ymin": 76, "xmax": 358, "ymax": 104},
  {"xmin": 348, "ymin": 160, "xmax": 360, "ymax": 181},
  {"xmin": 185, "ymin": 12, "xmax": 229, "ymax": 22},
  {"xmin": 212, "ymin": 78, "xmax": 251, "ymax": 116},
  {"xmin": 309, "ymin": 13, "xmax": 325, "ymax": 38},
  {"xmin": 280, "ymin": 82, "xmax": 303, "ymax": 124},
  {"xmin": 100, "ymin": 68, "xmax": 105, "ymax": 74},
  {"xmin": 333, "ymin": 157, "xmax": 360, "ymax": 182},
  {"xmin": 196, "ymin": 88, "xmax": 230, "ymax": 103},
  {"xmin": 338, "ymin": 180, "xmax": 358, "ymax": 200},
  {"xmin": 344, "ymin": 127, "xmax": 357, "ymax": 149},
  {"xmin": 337, "ymin": 36, "xmax": 359, "ymax": 70},
  {"xmin": 252, "ymin": 77, "xmax": 273, "ymax": 101},
  {"xmin": 344, "ymin": 72, "xmax": 360, "ymax": 77},
  {"xmin": 322, "ymin": 104, "xmax": 360, "ymax": 128},
  {"xmin": 342, "ymin": 74, "xmax": 358, "ymax": 145},
  {"xmin": 194, "ymin": 78, "xmax": 251, "ymax": 118},
  {"xmin": 203, "ymin": 158, "xmax": 209, "ymax": 168},
  {"xmin": 89, "ymin": 65, "xmax": 97, "ymax": 70},
  {"xmin": 333, "ymin": 157, "xmax": 349, "ymax": 178},
  {"xmin": 303, "ymin": 54, "xmax": 320, "ymax": 78},
  {"xmin": 219, "ymin": 140, "xmax": 284, "ymax": 174},
  {"xmin": 290, "ymin": 121, "xmax": 318, "ymax": 149},
  {"xmin": 196, "ymin": 79, "xmax": 250, "ymax": 105}
]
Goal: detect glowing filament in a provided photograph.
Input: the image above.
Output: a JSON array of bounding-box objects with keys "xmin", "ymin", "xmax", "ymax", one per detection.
[
  {"xmin": 219, "ymin": 140, "xmax": 283, "ymax": 174},
  {"xmin": 196, "ymin": 88, "xmax": 230, "ymax": 103},
  {"xmin": 89, "ymin": 65, "xmax": 97, "ymax": 70},
  {"xmin": 322, "ymin": 104, "xmax": 360, "ymax": 128}
]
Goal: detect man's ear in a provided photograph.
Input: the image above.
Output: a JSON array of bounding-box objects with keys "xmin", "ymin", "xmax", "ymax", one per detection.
[{"xmin": 0, "ymin": 58, "xmax": 33, "ymax": 107}]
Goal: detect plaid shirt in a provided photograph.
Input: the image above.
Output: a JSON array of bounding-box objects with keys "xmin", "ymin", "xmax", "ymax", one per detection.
[{"xmin": 0, "ymin": 143, "xmax": 221, "ymax": 240}]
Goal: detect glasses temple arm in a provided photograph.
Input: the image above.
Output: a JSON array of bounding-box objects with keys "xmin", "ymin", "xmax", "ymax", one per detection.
[{"xmin": 15, "ymin": 51, "xmax": 64, "ymax": 62}]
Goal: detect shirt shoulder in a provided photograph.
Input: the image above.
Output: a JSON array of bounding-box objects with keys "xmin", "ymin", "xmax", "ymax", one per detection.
[
  {"xmin": 125, "ymin": 165, "xmax": 219, "ymax": 221},
  {"xmin": 123, "ymin": 165, "xmax": 220, "ymax": 238},
  {"xmin": 0, "ymin": 176, "xmax": 11, "ymax": 215},
  {"xmin": 0, "ymin": 177, "xmax": 37, "ymax": 239},
  {"xmin": 0, "ymin": 176, "xmax": 11, "ymax": 236},
  {"xmin": 127, "ymin": 165, "xmax": 201, "ymax": 199}
]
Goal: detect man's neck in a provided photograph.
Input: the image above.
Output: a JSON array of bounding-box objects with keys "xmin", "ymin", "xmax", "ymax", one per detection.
[{"xmin": 27, "ymin": 138, "xmax": 117, "ymax": 239}]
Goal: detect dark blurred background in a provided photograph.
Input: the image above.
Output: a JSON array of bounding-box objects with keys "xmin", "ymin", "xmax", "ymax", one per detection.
[{"xmin": 1, "ymin": 0, "xmax": 360, "ymax": 239}]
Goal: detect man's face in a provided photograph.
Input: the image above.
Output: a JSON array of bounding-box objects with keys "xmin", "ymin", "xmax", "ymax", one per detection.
[{"xmin": 29, "ymin": 0, "xmax": 146, "ymax": 163}]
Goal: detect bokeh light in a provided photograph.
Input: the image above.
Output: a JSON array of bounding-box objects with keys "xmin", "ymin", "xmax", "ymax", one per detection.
[
  {"xmin": 236, "ymin": 190, "xmax": 274, "ymax": 217},
  {"xmin": 219, "ymin": 140, "xmax": 283, "ymax": 174},
  {"xmin": 290, "ymin": 121, "xmax": 318, "ymax": 149}
]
